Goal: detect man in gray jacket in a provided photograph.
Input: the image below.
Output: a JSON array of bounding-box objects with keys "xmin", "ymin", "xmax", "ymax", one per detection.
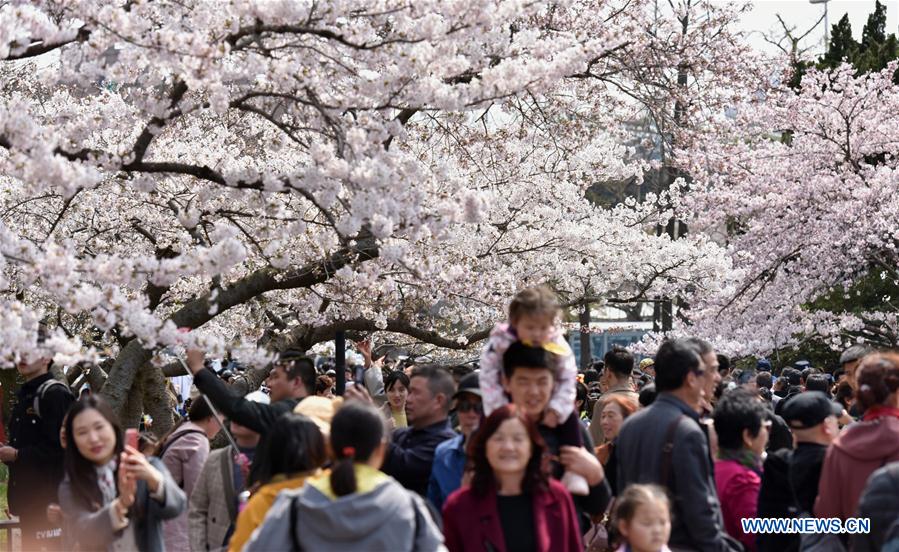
[{"xmin": 616, "ymin": 339, "xmax": 741, "ymax": 552}]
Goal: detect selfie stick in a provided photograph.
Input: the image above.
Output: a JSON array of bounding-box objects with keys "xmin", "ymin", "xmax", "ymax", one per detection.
[{"xmin": 175, "ymin": 356, "xmax": 240, "ymax": 451}]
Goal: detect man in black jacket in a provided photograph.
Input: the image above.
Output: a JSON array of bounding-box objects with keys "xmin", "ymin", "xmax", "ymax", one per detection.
[
  {"xmin": 186, "ymin": 348, "xmax": 315, "ymax": 485},
  {"xmin": 616, "ymin": 339, "xmax": 739, "ymax": 552},
  {"xmin": 381, "ymin": 365, "xmax": 456, "ymax": 495},
  {"xmin": 0, "ymin": 351, "xmax": 74, "ymax": 551},
  {"xmin": 757, "ymin": 391, "xmax": 840, "ymax": 552}
]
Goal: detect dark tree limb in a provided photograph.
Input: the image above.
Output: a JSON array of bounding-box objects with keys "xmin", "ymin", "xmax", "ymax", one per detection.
[
  {"xmin": 100, "ymin": 235, "xmax": 379, "ymax": 415},
  {"xmin": 271, "ymin": 316, "xmax": 491, "ymax": 353}
]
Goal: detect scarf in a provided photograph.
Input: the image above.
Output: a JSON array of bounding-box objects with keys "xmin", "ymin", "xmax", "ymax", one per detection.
[
  {"xmin": 718, "ymin": 447, "xmax": 763, "ymax": 474},
  {"xmin": 862, "ymin": 405, "xmax": 899, "ymax": 422},
  {"xmin": 96, "ymin": 458, "xmax": 119, "ymax": 506}
]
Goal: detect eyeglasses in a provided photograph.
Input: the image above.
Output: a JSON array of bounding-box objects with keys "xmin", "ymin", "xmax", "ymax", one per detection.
[{"xmin": 456, "ymin": 399, "xmax": 483, "ymax": 414}]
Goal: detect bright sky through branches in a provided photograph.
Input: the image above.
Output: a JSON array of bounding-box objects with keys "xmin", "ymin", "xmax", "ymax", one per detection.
[{"xmin": 724, "ymin": 0, "xmax": 899, "ymax": 55}]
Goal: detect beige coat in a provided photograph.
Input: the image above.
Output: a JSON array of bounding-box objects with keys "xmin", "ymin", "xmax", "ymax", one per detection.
[{"xmin": 188, "ymin": 447, "xmax": 236, "ymax": 551}]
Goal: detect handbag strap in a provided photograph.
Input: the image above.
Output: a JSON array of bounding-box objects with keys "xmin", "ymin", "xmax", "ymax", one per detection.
[
  {"xmin": 289, "ymin": 494, "xmax": 302, "ymax": 551},
  {"xmin": 660, "ymin": 415, "xmax": 685, "ymax": 488},
  {"xmin": 785, "ymin": 449, "xmax": 809, "ymax": 517}
]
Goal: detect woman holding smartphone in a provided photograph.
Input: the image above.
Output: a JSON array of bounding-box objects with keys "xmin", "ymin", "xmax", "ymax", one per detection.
[{"xmin": 58, "ymin": 396, "xmax": 186, "ymax": 552}]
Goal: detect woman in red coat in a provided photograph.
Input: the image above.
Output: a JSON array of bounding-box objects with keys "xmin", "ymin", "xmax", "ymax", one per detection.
[
  {"xmin": 815, "ymin": 352, "xmax": 899, "ymax": 521},
  {"xmin": 442, "ymin": 404, "xmax": 582, "ymax": 552}
]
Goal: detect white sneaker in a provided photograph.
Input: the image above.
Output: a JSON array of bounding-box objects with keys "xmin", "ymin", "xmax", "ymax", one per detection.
[{"xmin": 561, "ymin": 470, "xmax": 590, "ymax": 495}]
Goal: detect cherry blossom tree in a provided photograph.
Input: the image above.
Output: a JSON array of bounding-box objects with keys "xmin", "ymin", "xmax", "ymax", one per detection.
[
  {"xmin": 675, "ymin": 62, "xmax": 899, "ymax": 356},
  {"xmin": 1, "ymin": 0, "xmax": 753, "ymax": 427}
]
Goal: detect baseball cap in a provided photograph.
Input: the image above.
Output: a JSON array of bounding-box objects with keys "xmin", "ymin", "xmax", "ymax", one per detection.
[
  {"xmin": 781, "ymin": 391, "xmax": 842, "ymax": 430},
  {"xmin": 756, "ymin": 358, "xmax": 772, "ymax": 372},
  {"xmin": 639, "ymin": 358, "xmax": 655, "ymax": 370},
  {"xmin": 453, "ymin": 372, "xmax": 482, "ymax": 399}
]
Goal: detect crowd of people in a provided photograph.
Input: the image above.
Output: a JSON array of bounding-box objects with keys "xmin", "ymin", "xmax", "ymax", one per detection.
[{"xmin": 2, "ymin": 285, "xmax": 899, "ymax": 552}]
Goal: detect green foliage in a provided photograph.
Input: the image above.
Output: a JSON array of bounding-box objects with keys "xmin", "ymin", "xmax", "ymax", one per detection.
[
  {"xmin": 803, "ymin": 269, "xmax": 899, "ymax": 348},
  {"xmin": 821, "ymin": 14, "xmax": 858, "ymax": 70},
  {"xmin": 791, "ymin": 1, "xmax": 899, "ymax": 87},
  {"xmin": 861, "ymin": 0, "xmax": 888, "ymax": 48}
]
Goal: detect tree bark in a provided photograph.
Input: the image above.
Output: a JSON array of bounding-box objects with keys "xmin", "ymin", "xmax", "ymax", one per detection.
[
  {"xmin": 83, "ymin": 363, "xmax": 109, "ymax": 392},
  {"xmin": 120, "ymin": 364, "xmax": 144, "ymax": 429},
  {"xmin": 227, "ymin": 367, "xmax": 271, "ymax": 397},
  {"xmin": 274, "ymin": 317, "xmax": 491, "ymax": 353},
  {"xmin": 66, "ymin": 366, "xmax": 81, "ymax": 387},
  {"xmin": 141, "ymin": 363, "xmax": 176, "ymax": 438},
  {"xmin": 0, "ymin": 369, "xmax": 19, "ymax": 439}
]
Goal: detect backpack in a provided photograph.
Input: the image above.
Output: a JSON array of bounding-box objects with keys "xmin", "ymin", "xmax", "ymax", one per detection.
[{"xmin": 33, "ymin": 379, "xmax": 73, "ymax": 418}]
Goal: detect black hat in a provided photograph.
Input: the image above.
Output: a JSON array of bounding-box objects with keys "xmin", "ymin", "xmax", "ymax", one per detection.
[
  {"xmin": 454, "ymin": 372, "xmax": 481, "ymax": 399},
  {"xmin": 839, "ymin": 344, "xmax": 873, "ymax": 365},
  {"xmin": 781, "ymin": 391, "xmax": 842, "ymax": 430}
]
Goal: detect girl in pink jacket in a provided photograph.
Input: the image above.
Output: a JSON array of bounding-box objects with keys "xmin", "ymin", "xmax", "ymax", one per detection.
[{"xmin": 479, "ymin": 285, "xmax": 587, "ymax": 494}]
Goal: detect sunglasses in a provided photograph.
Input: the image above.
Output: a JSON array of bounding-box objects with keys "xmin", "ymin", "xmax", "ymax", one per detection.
[{"xmin": 456, "ymin": 399, "xmax": 483, "ymax": 414}]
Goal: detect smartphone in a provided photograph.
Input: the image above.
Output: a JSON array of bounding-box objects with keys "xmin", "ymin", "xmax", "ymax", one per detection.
[{"xmin": 125, "ymin": 428, "xmax": 139, "ymax": 450}]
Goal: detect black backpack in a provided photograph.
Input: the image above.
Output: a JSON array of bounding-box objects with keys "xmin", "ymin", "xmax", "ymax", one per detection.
[{"xmin": 33, "ymin": 379, "xmax": 74, "ymax": 418}]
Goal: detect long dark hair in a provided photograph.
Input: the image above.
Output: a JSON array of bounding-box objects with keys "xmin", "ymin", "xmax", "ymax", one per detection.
[
  {"xmin": 253, "ymin": 412, "xmax": 327, "ymax": 486},
  {"xmin": 329, "ymin": 402, "xmax": 385, "ymax": 497},
  {"xmin": 467, "ymin": 404, "xmax": 549, "ymax": 497},
  {"xmin": 63, "ymin": 396, "xmax": 124, "ymax": 510}
]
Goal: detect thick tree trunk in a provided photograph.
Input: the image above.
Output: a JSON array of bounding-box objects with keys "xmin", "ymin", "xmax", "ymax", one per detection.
[
  {"xmin": 0, "ymin": 369, "xmax": 19, "ymax": 438},
  {"xmin": 101, "ymin": 340, "xmax": 153, "ymax": 418},
  {"xmin": 120, "ymin": 365, "xmax": 144, "ymax": 429},
  {"xmin": 141, "ymin": 364, "xmax": 175, "ymax": 438},
  {"xmin": 83, "ymin": 363, "xmax": 109, "ymax": 393},
  {"xmin": 66, "ymin": 366, "xmax": 81, "ymax": 387},
  {"xmin": 228, "ymin": 366, "xmax": 271, "ymax": 397}
]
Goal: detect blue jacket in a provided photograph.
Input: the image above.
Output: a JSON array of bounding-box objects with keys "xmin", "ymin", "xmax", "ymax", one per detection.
[{"xmin": 427, "ymin": 433, "xmax": 466, "ymax": 511}]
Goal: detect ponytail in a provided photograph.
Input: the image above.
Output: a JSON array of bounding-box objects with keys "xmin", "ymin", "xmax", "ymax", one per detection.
[
  {"xmin": 329, "ymin": 403, "xmax": 385, "ymax": 497},
  {"xmin": 330, "ymin": 454, "xmax": 358, "ymax": 497}
]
